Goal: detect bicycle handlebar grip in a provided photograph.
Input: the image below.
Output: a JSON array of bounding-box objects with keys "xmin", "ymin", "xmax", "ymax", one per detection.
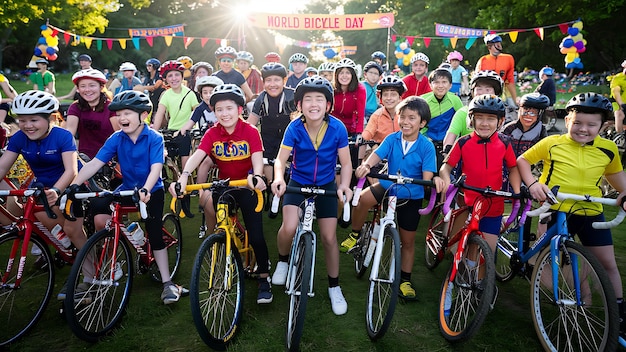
[
  {"xmin": 139, "ymin": 201, "xmax": 148, "ymax": 219},
  {"xmin": 419, "ymin": 186, "xmax": 438, "ymax": 215},
  {"xmin": 593, "ymin": 208, "xmax": 626, "ymax": 229},
  {"xmin": 502, "ymin": 199, "xmax": 521, "ymax": 229},
  {"xmin": 269, "ymin": 195, "xmax": 280, "ymax": 219},
  {"xmin": 443, "ymin": 184, "xmax": 458, "ymax": 221},
  {"xmin": 342, "ymin": 195, "xmax": 351, "ymax": 223},
  {"xmin": 170, "ymin": 197, "xmax": 177, "ymax": 213},
  {"xmin": 352, "ymin": 178, "xmax": 366, "ymax": 206},
  {"xmin": 527, "ymin": 202, "xmax": 552, "ymax": 217}
]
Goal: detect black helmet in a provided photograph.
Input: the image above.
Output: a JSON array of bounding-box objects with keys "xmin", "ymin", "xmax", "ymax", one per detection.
[
  {"xmin": 209, "ymin": 84, "xmax": 246, "ymax": 108},
  {"xmin": 109, "ymin": 91, "xmax": 153, "ymax": 114},
  {"xmin": 261, "ymin": 62, "xmax": 287, "ymax": 79},
  {"xmin": 468, "ymin": 94, "xmax": 506, "ymax": 118},
  {"xmin": 566, "ymin": 92, "xmax": 613, "ymax": 122},
  {"xmin": 363, "ymin": 61, "xmax": 383, "ymax": 75},
  {"xmin": 294, "ymin": 75, "xmax": 334, "ymax": 110},
  {"xmin": 377, "ymin": 75, "xmax": 407, "ymax": 95},
  {"xmin": 470, "ymin": 70, "xmax": 503, "ymax": 96},
  {"xmin": 520, "ymin": 93, "xmax": 550, "ymax": 110}
]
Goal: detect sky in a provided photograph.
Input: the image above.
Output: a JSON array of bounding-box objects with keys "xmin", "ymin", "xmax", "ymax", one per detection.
[{"xmin": 240, "ymin": 0, "xmax": 308, "ymax": 14}]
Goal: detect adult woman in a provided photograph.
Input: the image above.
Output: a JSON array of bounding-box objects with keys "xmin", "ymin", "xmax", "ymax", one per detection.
[{"xmin": 65, "ymin": 69, "xmax": 118, "ymax": 159}]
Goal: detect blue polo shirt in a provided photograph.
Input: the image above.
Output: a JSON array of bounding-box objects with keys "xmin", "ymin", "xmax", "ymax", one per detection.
[
  {"xmin": 280, "ymin": 115, "xmax": 349, "ymax": 185},
  {"xmin": 374, "ymin": 131, "xmax": 437, "ymax": 199},
  {"xmin": 95, "ymin": 124, "xmax": 164, "ymax": 192}
]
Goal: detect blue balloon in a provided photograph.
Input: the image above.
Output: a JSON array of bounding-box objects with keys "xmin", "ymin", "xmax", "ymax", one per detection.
[
  {"xmin": 46, "ymin": 46, "xmax": 56, "ymax": 55},
  {"xmin": 403, "ymin": 47, "xmax": 410, "ymax": 55},
  {"xmin": 567, "ymin": 27, "xmax": 579, "ymax": 36},
  {"xmin": 40, "ymin": 25, "xmax": 47, "ymax": 31},
  {"xmin": 38, "ymin": 37, "xmax": 46, "ymax": 44},
  {"xmin": 576, "ymin": 62, "xmax": 584, "ymax": 69},
  {"xmin": 565, "ymin": 62, "xmax": 575, "ymax": 69},
  {"xmin": 34, "ymin": 48, "xmax": 43, "ymax": 56},
  {"xmin": 563, "ymin": 38, "xmax": 574, "ymax": 48},
  {"xmin": 573, "ymin": 57, "xmax": 581, "ymax": 64},
  {"xmin": 397, "ymin": 58, "xmax": 404, "ymax": 67},
  {"xmin": 323, "ymin": 48, "xmax": 336, "ymax": 59}
]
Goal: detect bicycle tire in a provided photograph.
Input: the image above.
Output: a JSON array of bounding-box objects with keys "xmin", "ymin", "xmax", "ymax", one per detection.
[
  {"xmin": 64, "ymin": 229, "xmax": 133, "ymax": 342},
  {"xmin": 190, "ymin": 232, "xmax": 244, "ymax": 350},
  {"xmin": 425, "ymin": 204, "xmax": 446, "ymax": 270},
  {"xmin": 438, "ymin": 232, "xmax": 495, "ymax": 342},
  {"xmin": 149, "ymin": 213, "xmax": 183, "ymax": 282},
  {"xmin": 286, "ymin": 231, "xmax": 313, "ymax": 352},
  {"xmin": 354, "ymin": 220, "xmax": 374, "ymax": 278},
  {"xmin": 366, "ymin": 225, "xmax": 400, "ymax": 341},
  {"xmin": 530, "ymin": 241, "xmax": 619, "ymax": 352},
  {"xmin": 495, "ymin": 224, "xmax": 517, "ymax": 282},
  {"xmin": 0, "ymin": 232, "xmax": 54, "ymax": 346}
]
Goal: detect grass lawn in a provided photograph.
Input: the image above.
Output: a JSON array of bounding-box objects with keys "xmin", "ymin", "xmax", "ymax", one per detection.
[{"xmin": 7, "ymin": 193, "xmax": 626, "ymax": 351}]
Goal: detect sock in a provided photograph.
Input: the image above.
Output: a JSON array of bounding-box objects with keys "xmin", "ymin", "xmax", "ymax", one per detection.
[
  {"xmin": 328, "ymin": 276, "xmax": 339, "ymax": 288},
  {"xmin": 278, "ymin": 254, "xmax": 288, "ymax": 263},
  {"xmin": 401, "ymin": 271, "xmax": 411, "ymax": 283},
  {"xmin": 350, "ymin": 229, "xmax": 360, "ymax": 237}
]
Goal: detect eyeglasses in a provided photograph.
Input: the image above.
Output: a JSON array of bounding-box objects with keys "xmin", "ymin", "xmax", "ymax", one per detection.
[
  {"xmin": 220, "ymin": 58, "xmax": 233, "ymax": 63},
  {"xmin": 521, "ymin": 109, "xmax": 538, "ymax": 117}
]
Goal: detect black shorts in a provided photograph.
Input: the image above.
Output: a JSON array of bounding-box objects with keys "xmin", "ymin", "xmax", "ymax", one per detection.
[
  {"xmin": 167, "ymin": 134, "xmax": 192, "ymax": 157},
  {"xmin": 369, "ymin": 183, "xmax": 423, "ymax": 231},
  {"xmin": 283, "ymin": 180, "xmax": 338, "ymax": 219}
]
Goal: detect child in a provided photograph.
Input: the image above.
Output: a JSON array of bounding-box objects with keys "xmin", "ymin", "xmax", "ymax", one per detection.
[
  {"xmin": 214, "ymin": 47, "xmax": 254, "ymax": 103},
  {"xmin": 439, "ymin": 94, "xmax": 521, "ymax": 253},
  {"xmin": 401, "ymin": 52, "xmax": 431, "ymax": 99},
  {"xmin": 518, "ymin": 92, "xmax": 626, "ymax": 336},
  {"xmin": 345, "ymin": 96, "xmax": 443, "ymax": 299},
  {"xmin": 285, "ymin": 53, "xmax": 309, "ymax": 91},
  {"xmin": 271, "ymin": 76, "xmax": 353, "ymax": 315},
  {"xmin": 70, "ymin": 90, "xmax": 187, "ymax": 304},
  {"xmin": 359, "ymin": 75, "xmax": 406, "ymax": 144},
  {"xmin": 447, "ymin": 51, "xmax": 469, "ymax": 97},
  {"xmin": 501, "ymin": 92, "xmax": 550, "ymax": 157},
  {"xmin": 317, "ymin": 62, "xmax": 335, "ymax": 83},
  {"xmin": 169, "ymin": 84, "xmax": 272, "ymax": 304},
  {"xmin": 362, "ymin": 61, "xmax": 383, "ymax": 121}
]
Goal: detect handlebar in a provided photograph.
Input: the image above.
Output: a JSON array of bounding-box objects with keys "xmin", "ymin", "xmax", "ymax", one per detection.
[
  {"xmin": 60, "ymin": 189, "xmax": 148, "ymax": 219},
  {"xmin": 170, "ymin": 179, "xmax": 264, "ymax": 214},
  {"xmin": 0, "ymin": 183, "xmax": 57, "ymax": 220},
  {"xmin": 352, "ymin": 173, "xmax": 436, "ymax": 215}
]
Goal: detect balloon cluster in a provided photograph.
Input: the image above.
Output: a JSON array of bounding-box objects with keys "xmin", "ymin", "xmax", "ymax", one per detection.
[
  {"xmin": 394, "ymin": 41, "xmax": 415, "ymax": 69},
  {"xmin": 34, "ymin": 25, "xmax": 60, "ymax": 61},
  {"xmin": 559, "ymin": 21, "xmax": 585, "ymax": 70}
]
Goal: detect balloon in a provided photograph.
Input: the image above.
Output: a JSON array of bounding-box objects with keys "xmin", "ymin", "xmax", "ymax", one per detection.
[
  {"xmin": 571, "ymin": 34, "xmax": 583, "ymax": 42},
  {"xmin": 583, "ymin": 39, "xmax": 587, "ymax": 45},
  {"xmin": 567, "ymin": 27, "xmax": 579, "ymax": 36},
  {"xmin": 49, "ymin": 53, "xmax": 58, "ymax": 61},
  {"xmin": 397, "ymin": 58, "xmax": 403, "ymax": 67},
  {"xmin": 565, "ymin": 62, "xmax": 575, "ymax": 69},
  {"xmin": 573, "ymin": 57, "xmax": 581, "ymax": 64},
  {"xmin": 40, "ymin": 24, "xmax": 48, "ymax": 31},
  {"xmin": 45, "ymin": 46, "xmax": 56, "ymax": 55},
  {"xmin": 572, "ymin": 21, "xmax": 583, "ymax": 30},
  {"xmin": 399, "ymin": 42, "xmax": 408, "ymax": 50},
  {"xmin": 48, "ymin": 37, "xmax": 58, "ymax": 47},
  {"xmin": 38, "ymin": 37, "xmax": 47, "ymax": 45},
  {"xmin": 563, "ymin": 38, "xmax": 574, "ymax": 48},
  {"xmin": 403, "ymin": 55, "xmax": 411, "ymax": 66},
  {"xmin": 323, "ymin": 48, "xmax": 336, "ymax": 59},
  {"xmin": 403, "ymin": 47, "xmax": 410, "ymax": 55},
  {"xmin": 408, "ymin": 49, "xmax": 416, "ymax": 57},
  {"xmin": 573, "ymin": 41, "xmax": 584, "ymax": 50},
  {"xmin": 565, "ymin": 53, "xmax": 576, "ymax": 62},
  {"xmin": 41, "ymin": 28, "xmax": 53, "ymax": 38},
  {"xmin": 578, "ymin": 46, "xmax": 586, "ymax": 53},
  {"xmin": 576, "ymin": 62, "xmax": 583, "ymax": 69},
  {"xmin": 560, "ymin": 47, "xmax": 569, "ymax": 54},
  {"xmin": 566, "ymin": 46, "xmax": 577, "ymax": 53},
  {"xmin": 34, "ymin": 48, "xmax": 42, "ymax": 56},
  {"xmin": 395, "ymin": 51, "xmax": 404, "ymax": 59}
]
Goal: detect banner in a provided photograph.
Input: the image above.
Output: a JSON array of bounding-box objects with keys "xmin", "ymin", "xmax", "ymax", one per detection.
[
  {"xmin": 128, "ymin": 24, "xmax": 185, "ymax": 37},
  {"xmin": 435, "ymin": 23, "xmax": 489, "ymax": 38},
  {"xmin": 249, "ymin": 12, "xmax": 394, "ymax": 30}
]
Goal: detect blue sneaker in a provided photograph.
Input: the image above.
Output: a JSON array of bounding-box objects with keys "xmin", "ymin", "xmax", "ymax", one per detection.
[{"xmin": 257, "ymin": 278, "xmax": 273, "ymax": 304}]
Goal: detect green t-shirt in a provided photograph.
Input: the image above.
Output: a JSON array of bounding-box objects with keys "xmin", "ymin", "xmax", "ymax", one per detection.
[
  {"xmin": 158, "ymin": 86, "xmax": 200, "ymax": 130},
  {"xmin": 446, "ymin": 105, "xmax": 473, "ymax": 139},
  {"xmin": 31, "ymin": 70, "xmax": 55, "ymax": 91}
]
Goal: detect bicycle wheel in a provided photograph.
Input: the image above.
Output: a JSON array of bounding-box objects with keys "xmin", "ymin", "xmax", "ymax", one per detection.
[
  {"xmin": 354, "ymin": 220, "xmax": 374, "ymax": 278},
  {"xmin": 438, "ymin": 232, "xmax": 495, "ymax": 342},
  {"xmin": 495, "ymin": 223, "xmax": 517, "ymax": 282},
  {"xmin": 530, "ymin": 241, "xmax": 619, "ymax": 352},
  {"xmin": 64, "ymin": 229, "xmax": 133, "ymax": 342},
  {"xmin": 286, "ymin": 231, "xmax": 313, "ymax": 352},
  {"xmin": 149, "ymin": 213, "xmax": 183, "ymax": 282},
  {"xmin": 365, "ymin": 225, "xmax": 400, "ymax": 341},
  {"xmin": 425, "ymin": 204, "xmax": 446, "ymax": 270},
  {"xmin": 190, "ymin": 232, "xmax": 244, "ymax": 350},
  {"xmin": 0, "ymin": 232, "xmax": 54, "ymax": 347}
]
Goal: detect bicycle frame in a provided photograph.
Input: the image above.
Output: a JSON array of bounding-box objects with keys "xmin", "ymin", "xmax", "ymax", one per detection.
[{"xmin": 285, "ymin": 196, "xmax": 318, "ymax": 298}]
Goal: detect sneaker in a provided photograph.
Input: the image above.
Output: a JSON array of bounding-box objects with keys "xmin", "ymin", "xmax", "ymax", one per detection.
[
  {"xmin": 161, "ymin": 284, "xmax": 184, "ymax": 305},
  {"xmin": 328, "ymin": 286, "xmax": 347, "ymax": 315},
  {"xmin": 455, "ymin": 258, "xmax": 477, "ymax": 286},
  {"xmin": 74, "ymin": 282, "xmax": 93, "ymax": 305},
  {"xmin": 57, "ymin": 281, "xmax": 68, "ymax": 301},
  {"xmin": 399, "ymin": 281, "xmax": 418, "ymax": 300},
  {"xmin": 114, "ymin": 262, "xmax": 123, "ymax": 281},
  {"xmin": 272, "ymin": 261, "xmax": 289, "ymax": 286},
  {"xmin": 340, "ymin": 232, "xmax": 359, "ymax": 253},
  {"xmin": 257, "ymin": 278, "xmax": 273, "ymax": 304},
  {"xmin": 30, "ymin": 244, "xmax": 42, "ymax": 256}
]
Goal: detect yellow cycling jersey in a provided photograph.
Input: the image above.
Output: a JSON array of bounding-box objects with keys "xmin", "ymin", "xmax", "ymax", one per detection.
[
  {"xmin": 521, "ymin": 133, "xmax": 622, "ymax": 214},
  {"xmin": 611, "ymin": 72, "xmax": 626, "ymax": 111}
]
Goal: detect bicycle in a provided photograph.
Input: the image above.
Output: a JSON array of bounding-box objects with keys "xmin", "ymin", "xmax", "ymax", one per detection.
[
  {"xmin": 494, "ymin": 187, "xmax": 623, "ymax": 351},
  {"xmin": 350, "ymin": 173, "xmax": 436, "ymax": 340},
  {"xmin": 0, "ymin": 184, "xmax": 75, "ymax": 347},
  {"xmin": 60, "ymin": 188, "xmax": 182, "ymax": 342},
  {"xmin": 173, "ymin": 179, "xmax": 262, "ymax": 350},
  {"xmin": 425, "ymin": 175, "xmax": 517, "ymax": 342},
  {"xmin": 269, "ymin": 185, "xmax": 350, "ymax": 351}
]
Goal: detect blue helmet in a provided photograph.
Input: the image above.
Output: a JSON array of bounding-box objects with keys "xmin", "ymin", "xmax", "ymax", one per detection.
[{"xmin": 484, "ymin": 34, "xmax": 502, "ymax": 44}]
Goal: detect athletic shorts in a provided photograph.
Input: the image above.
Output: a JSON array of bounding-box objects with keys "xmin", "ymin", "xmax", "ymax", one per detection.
[
  {"xmin": 282, "ymin": 180, "xmax": 338, "ymax": 219},
  {"xmin": 369, "ymin": 183, "xmax": 423, "ymax": 232}
]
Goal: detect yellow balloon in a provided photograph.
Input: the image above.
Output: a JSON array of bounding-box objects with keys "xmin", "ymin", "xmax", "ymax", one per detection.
[
  {"xmin": 403, "ymin": 55, "xmax": 411, "ymax": 66},
  {"xmin": 408, "ymin": 49, "xmax": 416, "ymax": 57},
  {"xmin": 41, "ymin": 28, "xmax": 53, "ymax": 37},
  {"xmin": 395, "ymin": 51, "xmax": 404, "ymax": 59},
  {"xmin": 583, "ymin": 39, "xmax": 587, "ymax": 45},
  {"xmin": 48, "ymin": 37, "xmax": 59, "ymax": 47},
  {"xmin": 566, "ymin": 52, "xmax": 576, "ymax": 61},
  {"xmin": 567, "ymin": 46, "xmax": 577, "ymax": 53},
  {"xmin": 571, "ymin": 34, "xmax": 583, "ymax": 42},
  {"xmin": 572, "ymin": 21, "xmax": 583, "ymax": 30}
]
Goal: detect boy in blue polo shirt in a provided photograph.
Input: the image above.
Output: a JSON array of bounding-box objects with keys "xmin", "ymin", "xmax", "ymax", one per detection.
[{"xmin": 69, "ymin": 91, "xmax": 187, "ymax": 305}]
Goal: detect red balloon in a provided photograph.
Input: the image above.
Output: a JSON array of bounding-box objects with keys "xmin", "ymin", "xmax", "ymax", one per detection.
[{"xmin": 49, "ymin": 53, "xmax": 58, "ymax": 61}]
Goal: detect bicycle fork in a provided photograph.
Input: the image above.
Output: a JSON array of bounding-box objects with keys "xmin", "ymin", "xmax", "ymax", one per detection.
[
  {"xmin": 368, "ymin": 196, "xmax": 397, "ymax": 283},
  {"xmin": 548, "ymin": 236, "xmax": 583, "ymax": 306}
]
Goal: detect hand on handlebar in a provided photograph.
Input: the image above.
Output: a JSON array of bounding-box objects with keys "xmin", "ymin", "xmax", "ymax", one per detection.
[
  {"xmin": 271, "ymin": 178, "xmax": 286, "ymax": 198},
  {"xmin": 337, "ymin": 184, "xmax": 353, "ymax": 205}
]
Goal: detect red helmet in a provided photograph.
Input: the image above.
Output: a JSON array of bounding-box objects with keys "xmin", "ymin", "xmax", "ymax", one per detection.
[{"xmin": 159, "ymin": 60, "xmax": 185, "ymax": 77}]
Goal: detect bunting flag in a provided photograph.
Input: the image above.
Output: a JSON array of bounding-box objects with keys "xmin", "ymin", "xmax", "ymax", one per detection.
[{"xmin": 47, "ymin": 24, "xmax": 235, "ymax": 51}]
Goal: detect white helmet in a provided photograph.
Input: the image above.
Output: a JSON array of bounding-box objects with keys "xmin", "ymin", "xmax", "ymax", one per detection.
[
  {"xmin": 334, "ymin": 58, "xmax": 357, "ymax": 71},
  {"xmin": 119, "ymin": 62, "xmax": 137, "ymax": 72},
  {"xmin": 195, "ymin": 75, "xmax": 225, "ymax": 92},
  {"xmin": 12, "ymin": 90, "xmax": 59, "ymax": 115},
  {"xmin": 410, "ymin": 52, "xmax": 430, "ymax": 65},
  {"xmin": 318, "ymin": 62, "xmax": 335, "ymax": 72},
  {"xmin": 236, "ymin": 51, "xmax": 254, "ymax": 64},
  {"xmin": 72, "ymin": 68, "xmax": 107, "ymax": 85},
  {"xmin": 289, "ymin": 53, "xmax": 309, "ymax": 64}
]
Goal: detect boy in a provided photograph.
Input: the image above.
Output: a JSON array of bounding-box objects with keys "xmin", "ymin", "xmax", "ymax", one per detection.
[
  {"xmin": 115, "ymin": 62, "xmax": 141, "ymax": 95},
  {"xmin": 214, "ymin": 46, "xmax": 254, "ymax": 103},
  {"xmin": 170, "ymin": 84, "xmax": 272, "ymax": 304},
  {"xmin": 421, "ymin": 68, "xmax": 463, "ymax": 165},
  {"xmin": 151, "ymin": 60, "xmax": 200, "ymax": 169},
  {"xmin": 285, "ymin": 53, "xmax": 309, "ymax": 91},
  {"xmin": 439, "ymin": 94, "xmax": 521, "ymax": 253},
  {"xmin": 247, "ymin": 63, "xmax": 297, "ymax": 184},
  {"xmin": 401, "ymin": 52, "xmax": 431, "ymax": 99},
  {"xmin": 518, "ymin": 92, "xmax": 626, "ymax": 336},
  {"xmin": 31, "ymin": 58, "xmax": 56, "ymax": 95},
  {"xmin": 346, "ymin": 96, "xmax": 443, "ymax": 299},
  {"xmin": 362, "ymin": 61, "xmax": 383, "ymax": 121},
  {"xmin": 69, "ymin": 91, "xmax": 187, "ymax": 304},
  {"xmin": 317, "ymin": 62, "xmax": 335, "ymax": 83},
  {"xmin": 359, "ymin": 75, "xmax": 406, "ymax": 144},
  {"xmin": 271, "ymin": 76, "xmax": 353, "ymax": 315}
]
